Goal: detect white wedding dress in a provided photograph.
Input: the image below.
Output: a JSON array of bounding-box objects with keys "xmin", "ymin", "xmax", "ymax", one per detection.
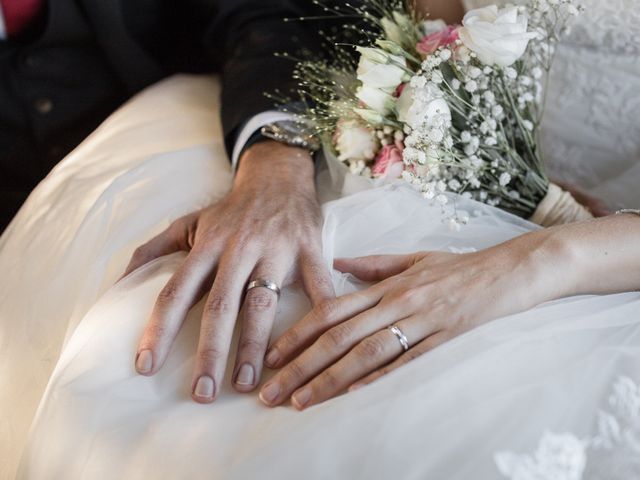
[{"xmin": 1, "ymin": 1, "xmax": 640, "ymax": 479}]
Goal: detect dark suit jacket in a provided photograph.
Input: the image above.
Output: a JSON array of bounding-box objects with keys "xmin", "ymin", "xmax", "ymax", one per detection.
[{"xmin": 0, "ymin": 0, "xmax": 325, "ymax": 229}]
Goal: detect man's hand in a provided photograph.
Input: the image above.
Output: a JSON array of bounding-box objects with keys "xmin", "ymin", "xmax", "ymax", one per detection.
[{"xmin": 123, "ymin": 141, "xmax": 334, "ymax": 403}]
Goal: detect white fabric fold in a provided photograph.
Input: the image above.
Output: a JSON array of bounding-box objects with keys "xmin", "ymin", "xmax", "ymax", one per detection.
[{"xmin": 2, "ymin": 73, "xmax": 640, "ymax": 480}]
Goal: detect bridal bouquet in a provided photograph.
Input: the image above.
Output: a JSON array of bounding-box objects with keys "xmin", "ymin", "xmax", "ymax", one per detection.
[{"xmin": 294, "ymin": 0, "xmax": 592, "ymax": 226}]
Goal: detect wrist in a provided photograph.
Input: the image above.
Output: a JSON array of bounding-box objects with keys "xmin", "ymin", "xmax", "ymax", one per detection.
[
  {"xmin": 511, "ymin": 227, "xmax": 582, "ymax": 303},
  {"xmin": 234, "ymin": 140, "xmax": 316, "ymax": 192}
]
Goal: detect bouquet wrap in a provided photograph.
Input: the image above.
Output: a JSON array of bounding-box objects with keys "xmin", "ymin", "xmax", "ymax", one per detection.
[{"xmin": 529, "ymin": 183, "xmax": 594, "ymax": 227}]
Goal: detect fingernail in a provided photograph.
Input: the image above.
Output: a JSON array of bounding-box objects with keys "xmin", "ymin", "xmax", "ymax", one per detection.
[
  {"xmin": 193, "ymin": 376, "xmax": 216, "ymax": 399},
  {"xmin": 135, "ymin": 349, "xmax": 153, "ymax": 375},
  {"xmin": 235, "ymin": 364, "xmax": 255, "ymax": 386},
  {"xmin": 265, "ymin": 348, "xmax": 280, "ymax": 367},
  {"xmin": 259, "ymin": 382, "xmax": 281, "ymax": 405},
  {"xmin": 292, "ymin": 387, "xmax": 312, "ymax": 410}
]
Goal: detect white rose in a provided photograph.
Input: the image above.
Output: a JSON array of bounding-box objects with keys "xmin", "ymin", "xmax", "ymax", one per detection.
[
  {"xmin": 334, "ymin": 120, "xmax": 379, "ymax": 162},
  {"xmin": 357, "ymin": 46, "xmax": 388, "ymax": 64},
  {"xmin": 356, "ymin": 85, "xmax": 396, "ymax": 116},
  {"xmin": 396, "ymin": 83, "xmax": 451, "ymax": 129},
  {"xmin": 356, "ymin": 47, "xmax": 408, "ymax": 91},
  {"xmin": 458, "ymin": 6, "xmax": 538, "ymax": 67},
  {"xmin": 395, "ymin": 84, "xmax": 415, "ymax": 123}
]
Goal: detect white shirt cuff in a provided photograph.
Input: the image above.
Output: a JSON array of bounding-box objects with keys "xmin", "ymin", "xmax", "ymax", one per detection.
[
  {"xmin": 231, "ymin": 111, "xmax": 294, "ymax": 170},
  {"xmin": 0, "ymin": 5, "xmax": 7, "ymax": 40}
]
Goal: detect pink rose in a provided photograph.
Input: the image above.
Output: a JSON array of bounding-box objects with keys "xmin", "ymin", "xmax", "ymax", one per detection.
[
  {"xmin": 372, "ymin": 145, "xmax": 404, "ymax": 179},
  {"xmin": 417, "ymin": 25, "xmax": 459, "ymax": 56}
]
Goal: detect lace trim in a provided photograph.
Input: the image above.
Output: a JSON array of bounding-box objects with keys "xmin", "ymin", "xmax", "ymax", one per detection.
[{"xmin": 495, "ymin": 376, "xmax": 640, "ymax": 480}]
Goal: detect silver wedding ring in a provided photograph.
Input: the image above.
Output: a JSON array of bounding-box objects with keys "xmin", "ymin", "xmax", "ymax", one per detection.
[
  {"xmin": 616, "ymin": 209, "xmax": 640, "ymax": 217},
  {"xmin": 387, "ymin": 325, "xmax": 409, "ymax": 352},
  {"xmin": 246, "ymin": 279, "xmax": 281, "ymax": 297}
]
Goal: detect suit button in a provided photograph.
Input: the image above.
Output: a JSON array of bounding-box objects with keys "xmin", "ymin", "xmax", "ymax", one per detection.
[{"xmin": 34, "ymin": 98, "xmax": 53, "ymax": 114}]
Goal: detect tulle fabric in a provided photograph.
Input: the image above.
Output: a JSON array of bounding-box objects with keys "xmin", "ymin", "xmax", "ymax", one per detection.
[{"xmin": 1, "ymin": 75, "xmax": 640, "ymax": 479}]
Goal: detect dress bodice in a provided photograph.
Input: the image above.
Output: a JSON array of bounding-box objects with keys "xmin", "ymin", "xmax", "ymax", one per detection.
[{"xmin": 463, "ymin": 0, "xmax": 640, "ymax": 208}]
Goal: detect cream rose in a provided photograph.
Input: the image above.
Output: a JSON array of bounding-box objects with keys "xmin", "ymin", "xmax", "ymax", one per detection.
[
  {"xmin": 356, "ymin": 47, "xmax": 408, "ymax": 91},
  {"xmin": 333, "ymin": 120, "xmax": 379, "ymax": 162},
  {"xmin": 356, "ymin": 85, "xmax": 396, "ymax": 116},
  {"xmin": 458, "ymin": 6, "xmax": 537, "ymax": 67},
  {"xmin": 396, "ymin": 83, "xmax": 451, "ymax": 129}
]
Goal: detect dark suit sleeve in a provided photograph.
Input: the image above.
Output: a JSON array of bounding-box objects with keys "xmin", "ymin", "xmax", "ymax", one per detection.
[{"xmin": 205, "ymin": 1, "xmax": 325, "ymax": 155}]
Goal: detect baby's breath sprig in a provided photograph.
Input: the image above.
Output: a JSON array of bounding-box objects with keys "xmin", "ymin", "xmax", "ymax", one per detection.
[{"xmin": 287, "ymin": 0, "xmax": 582, "ymax": 225}]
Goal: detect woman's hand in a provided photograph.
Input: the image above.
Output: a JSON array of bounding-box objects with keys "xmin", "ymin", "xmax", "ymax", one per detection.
[
  {"xmin": 259, "ymin": 230, "xmax": 572, "ymax": 410},
  {"xmin": 260, "ymin": 211, "xmax": 640, "ymax": 410}
]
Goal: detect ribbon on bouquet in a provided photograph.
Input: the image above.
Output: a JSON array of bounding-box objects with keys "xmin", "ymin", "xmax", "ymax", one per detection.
[{"xmin": 529, "ymin": 183, "xmax": 594, "ymax": 227}]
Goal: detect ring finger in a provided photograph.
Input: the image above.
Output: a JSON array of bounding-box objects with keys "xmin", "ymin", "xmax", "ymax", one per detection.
[
  {"xmin": 349, "ymin": 329, "xmax": 452, "ymax": 390},
  {"xmin": 259, "ymin": 300, "xmax": 404, "ymax": 407},
  {"xmin": 290, "ymin": 316, "xmax": 438, "ymax": 410},
  {"xmin": 233, "ymin": 257, "xmax": 290, "ymax": 392}
]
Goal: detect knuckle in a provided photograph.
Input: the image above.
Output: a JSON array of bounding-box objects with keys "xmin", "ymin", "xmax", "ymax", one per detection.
[
  {"xmin": 204, "ymin": 295, "xmax": 231, "ymax": 316},
  {"xmin": 198, "ymin": 347, "xmax": 225, "ymax": 365},
  {"xmin": 389, "ymin": 288, "xmax": 422, "ymax": 309},
  {"xmin": 313, "ymin": 299, "xmax": 339, "ymax": 325},
  {"xmin": 321, "ymin": 323, "xmax": 353, "ymax": 350},
  {"xmin": 284, "ymin": 360, "xmax": 306, "ymax": 383},
  {"xmin": 245, "ymin": 291, "xmax": 276, "ymax": 312},
  {"xmin": 313, "ymin": 275, "xmax": 334, "ymax": 298},
  {"xmin": 278, "ymin": 327, "xmax": 301, "ymax": 351},
  {"xmin": 319, "ymin": 369, "xmax": 340, "ymax": 390},
  {"xmin": 356, "ymin": 335, "xmax": 388, "ymax": 358},
  {"xmin": 238, "ymin": 337, "xmax": 265, "ymax": 356},
  {"xmin": 156, "ymin": 281, "xmax": 181, "ymax": 305}
]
